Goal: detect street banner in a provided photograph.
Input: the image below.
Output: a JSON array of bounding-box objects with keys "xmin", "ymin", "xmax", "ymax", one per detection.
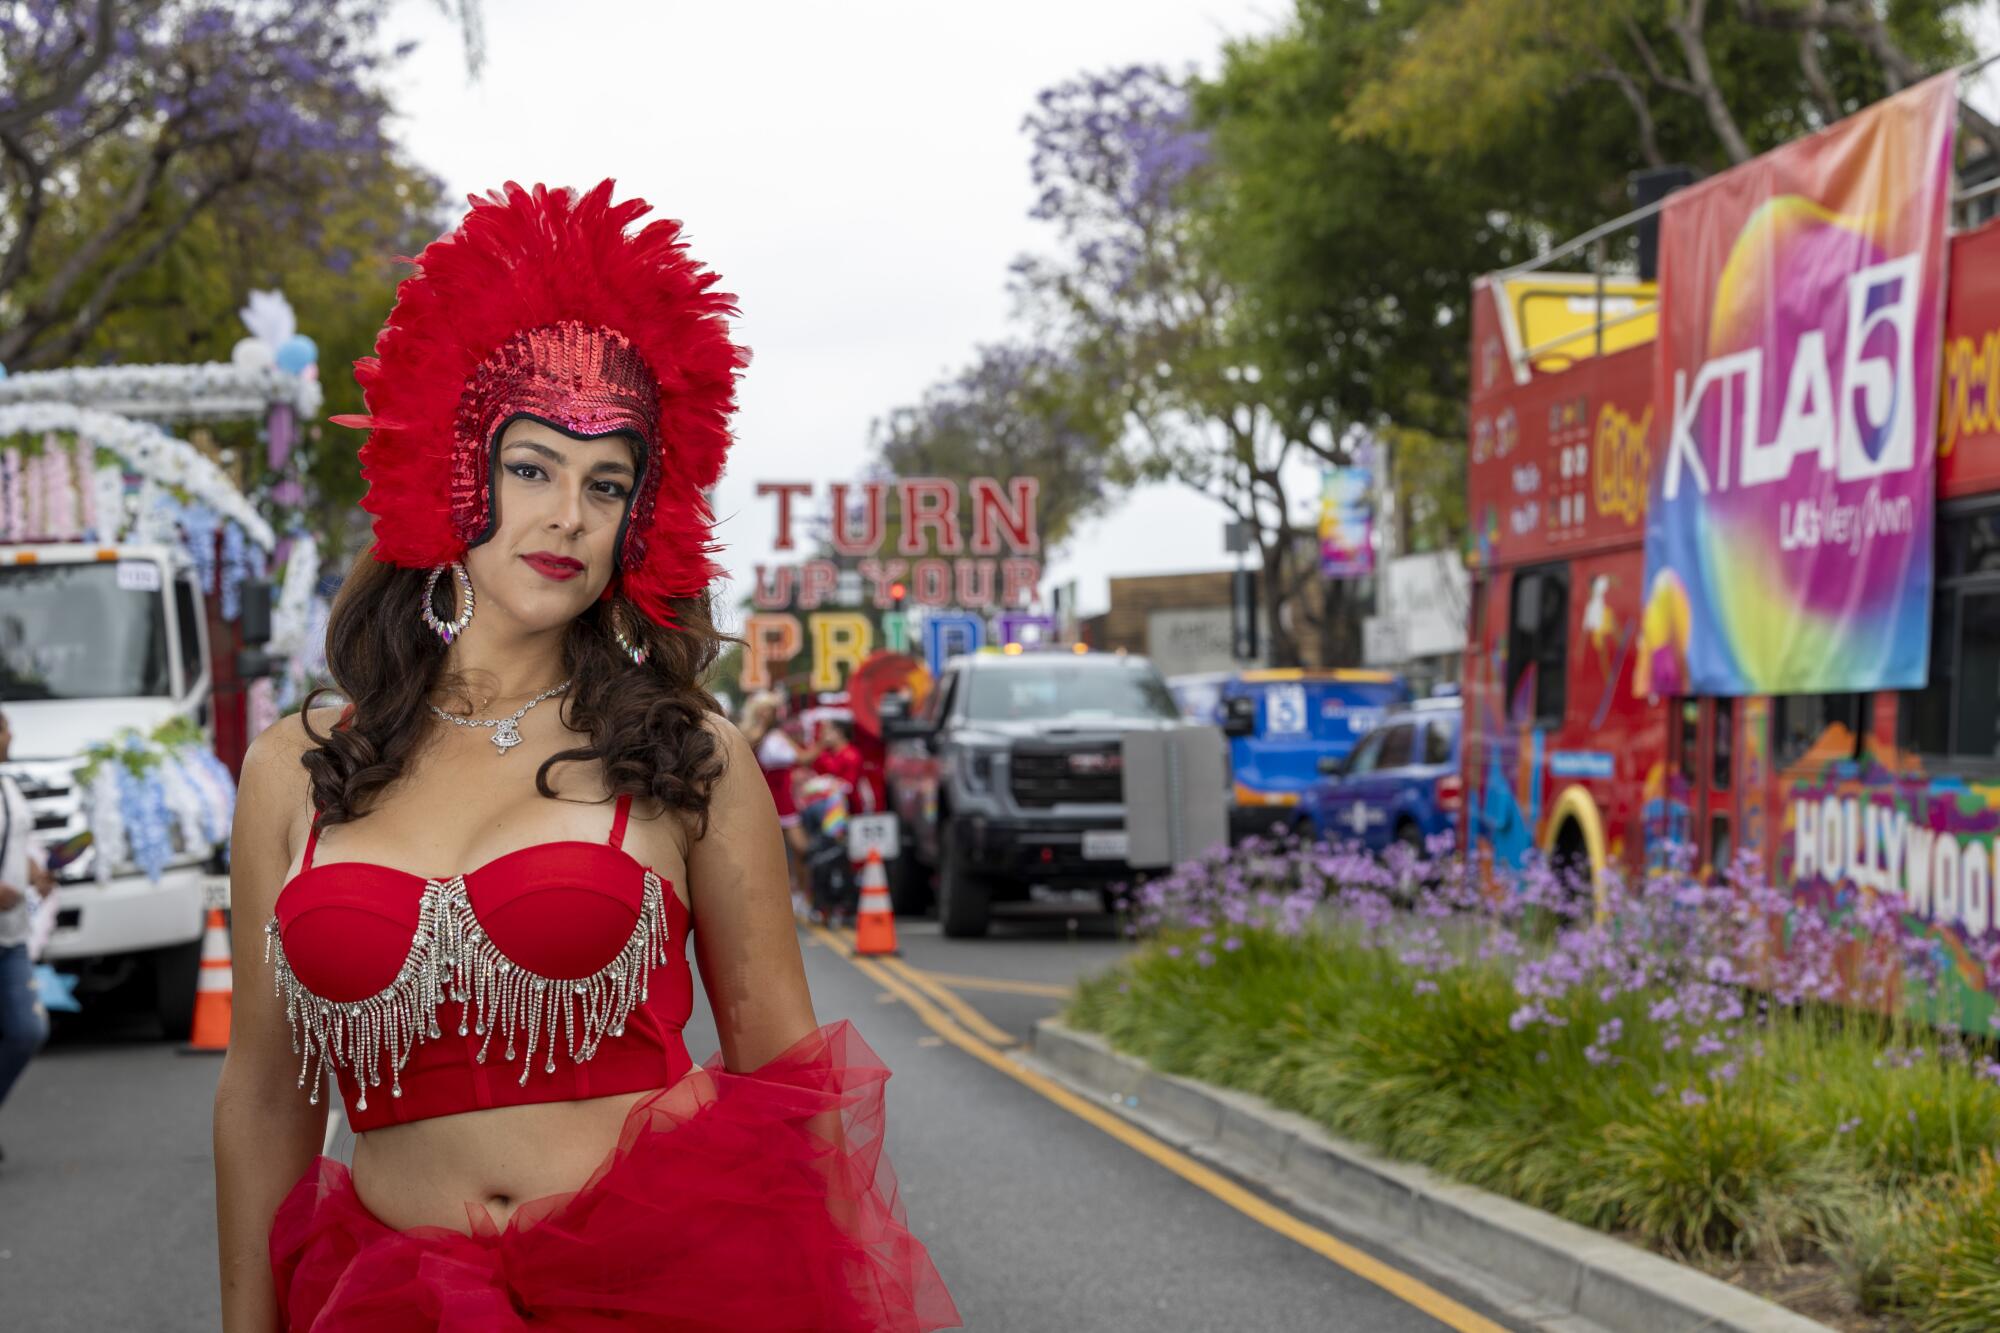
[
  {"xmin": 1640, "ymin": 75, "xmax": 1957, "ymax": 696},
  {"xmin": 1318, "ymin": 465, "xmax": 1373, "ymax": 577}
]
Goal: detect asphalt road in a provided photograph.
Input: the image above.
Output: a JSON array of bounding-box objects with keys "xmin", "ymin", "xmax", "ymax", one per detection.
[{"xmin": 0, "ymin": 896, "xmax": 1522, "ymax": 1332}]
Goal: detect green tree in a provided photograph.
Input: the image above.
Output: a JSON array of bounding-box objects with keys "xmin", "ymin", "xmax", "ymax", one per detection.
[
  {"xmin": 75, "ymin": 155, "xmax": 449, "ymax": 558},
  {"xmin": 1192, "ymin": 0, "xmax": 1986, "ymax": 583},
  {"xmin": 1342, "ymin": 0, "xmax": 1985, "ymax": 177},
  {"xmin": 1192, "ymin": 4, "xmax": 1547, "ymax": 581},
  {"xmin": 1014, "ymin": 65, "xmax": 1353, "ymax": 666}
]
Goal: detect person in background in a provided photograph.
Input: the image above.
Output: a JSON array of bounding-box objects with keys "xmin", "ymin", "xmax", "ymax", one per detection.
[
  {"xmin": 739, "ymin": 691, "xmax": 811, "ymax": 909},
  {"xmin": 801, "ymin": 716, "xmax": 872, "ymax": 814},
  {"xmin": 0, "ymin": 706, "xmax": 55, "ymax": 1163}
]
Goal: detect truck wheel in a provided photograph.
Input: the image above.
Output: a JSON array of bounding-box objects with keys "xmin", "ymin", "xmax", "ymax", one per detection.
[
  {"xmin": 937, "ymin": 830, "xmax": 992, "ymax": 939},
  {"xmin": 151, "ymin": 937, "xmax": 203, "ymax": 1041},
  {"xmin": 889, "ymin": 849, "xmax": 933, "ymax": 917}
]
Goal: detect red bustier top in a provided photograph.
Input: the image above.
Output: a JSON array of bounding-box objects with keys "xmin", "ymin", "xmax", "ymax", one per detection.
[{"xmin": 263, "ymin": 795, "xmax": 693, "ymax": 1132}]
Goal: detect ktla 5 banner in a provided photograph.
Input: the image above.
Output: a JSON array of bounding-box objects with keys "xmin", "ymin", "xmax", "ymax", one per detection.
[{"xmin": 1639, "ymin": 75, "xmax": 1957, "ymax": 697}]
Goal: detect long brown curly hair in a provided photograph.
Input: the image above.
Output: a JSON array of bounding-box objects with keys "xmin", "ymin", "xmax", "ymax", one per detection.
[{"xmin": 301, "ymin": 545, "xmax": 735, "ymax": 836}]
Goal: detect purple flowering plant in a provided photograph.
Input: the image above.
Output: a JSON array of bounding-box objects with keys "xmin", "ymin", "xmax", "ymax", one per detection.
[{"xmin": 1075, "ymin": 825, "xmax": 2000, "ymax": 1277}]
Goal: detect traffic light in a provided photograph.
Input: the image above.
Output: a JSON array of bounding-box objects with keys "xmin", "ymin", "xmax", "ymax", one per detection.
[{"xmin": 889, "ymin": 580, "xmax": 906, "ymax": 611}]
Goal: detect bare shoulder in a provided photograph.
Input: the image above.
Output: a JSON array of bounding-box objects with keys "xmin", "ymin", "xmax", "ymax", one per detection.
[
  {"xmin": 704, "ymin": 710, "xmax": 761, "ymax": 792},
  {"xmin": 644, "ymin": 710, "xmax": 757, "ymax": 853},
  {"xmin": 684, "ymin": 710, "xmax": 763, "ymax": 836},
  {"xmin": 235, "ymin": 706, "xmax": 343, "ymax": 846},
  {"xmin": 702, "ymin": 708, "xmax": 752, "ymax": 761},
  {"xmin": 241, "ymin": 706, "xmax": 341, "ymax": 788}
]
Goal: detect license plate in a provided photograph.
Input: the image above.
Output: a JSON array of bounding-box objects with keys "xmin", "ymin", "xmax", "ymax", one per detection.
[{"xmin": 1082, "ymin": 829, "xmax": 1128, "ymax": 860}]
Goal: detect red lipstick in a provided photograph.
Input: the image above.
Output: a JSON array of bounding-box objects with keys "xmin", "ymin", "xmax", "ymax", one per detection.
[{"xmin": 522, "ymin": 552, "xmax": 585, "ymax": 582}]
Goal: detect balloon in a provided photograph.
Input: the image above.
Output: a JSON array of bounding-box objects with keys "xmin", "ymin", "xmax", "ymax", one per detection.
[
  {"xmin": 300, "ymin": 364, "xmax": 319, "ymax": 382},
  {"xmin": 231, "ymin": 337, "xmax": 276, "ymax": 372},
  {"xmin": 275, "ymin": 333, "xmax": 318, "ymax": 375}
]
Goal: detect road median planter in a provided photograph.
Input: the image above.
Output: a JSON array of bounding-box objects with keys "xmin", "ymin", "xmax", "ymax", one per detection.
[{"xmin": 1032, "ymin": 1019, "xmax": 1833, "ymax": 1333}]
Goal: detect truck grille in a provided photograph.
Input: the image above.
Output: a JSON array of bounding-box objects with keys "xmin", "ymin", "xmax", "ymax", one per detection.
[{"xmin": 1010, "ymin": 747, "xmax": 1122, "ymax": 807}]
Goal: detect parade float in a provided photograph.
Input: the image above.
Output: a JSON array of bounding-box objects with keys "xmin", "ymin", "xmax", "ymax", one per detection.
[
  {"xmin": 1458, "ymin": 75, "xmax": 2000, "ymax": 1024},
  {"xmin": 0, "ymin": 292, "xmax": 331, "ymax": 1036}
]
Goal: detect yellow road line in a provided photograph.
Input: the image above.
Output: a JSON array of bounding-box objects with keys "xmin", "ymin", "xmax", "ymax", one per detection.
[
  {"xmin": 820, "ymin": 928, "xmax": 1022, "ymax": 1047},
  {"xmin": 916, "ymin": 969, "xmax": 1073, "ymax": 999},
  {"xmin": 807, "ymin": 925, "xmax": 1508, "ymax": 1333},
  {"xmin": 876, "ymin": 956, "xmax": 1022, "ymax": 1047}
]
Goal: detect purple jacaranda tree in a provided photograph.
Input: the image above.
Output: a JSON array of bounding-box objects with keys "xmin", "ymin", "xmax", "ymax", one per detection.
[
  {"xmin": 869, "ymin": 341, "xmax": 1119, "ymax": 554},
  {"xmin": 1012, "ymin": 65, "xmax": 1351, "ymax": 667},
  {"xmin": 0, "ymin": 0, "xmax": 475, "ymax": 369}
]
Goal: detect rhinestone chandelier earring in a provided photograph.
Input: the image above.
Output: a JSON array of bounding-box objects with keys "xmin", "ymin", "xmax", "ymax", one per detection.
[
  {"xmin": 421, "ymin": 562, "xmax": 475, "ymax": 645},
  {"xmin": 608, "ymin": 600, "xmax": 649, "ymax": 667}
]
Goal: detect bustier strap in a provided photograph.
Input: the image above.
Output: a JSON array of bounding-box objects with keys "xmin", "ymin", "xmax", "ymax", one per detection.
[{"xmin": 609, "ymin": 793, "xmax": 633, "ymax": 849}]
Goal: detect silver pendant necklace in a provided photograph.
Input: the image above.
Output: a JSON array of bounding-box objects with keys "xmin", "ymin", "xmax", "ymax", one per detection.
[{"xmin": 427, "ymin": 679, "xmax": 571, "ymax": 754}]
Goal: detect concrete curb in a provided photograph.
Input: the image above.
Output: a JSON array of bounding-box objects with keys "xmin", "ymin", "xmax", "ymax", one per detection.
[{"xmin": 1031, "ymin": 1019, "xmax": 1832, "ymax": 1333}]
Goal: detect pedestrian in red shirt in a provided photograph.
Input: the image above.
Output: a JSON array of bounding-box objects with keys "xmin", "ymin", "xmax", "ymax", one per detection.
[{"xmin": 801, "ymin": 717, "xmax": 873, "ymax": 814}]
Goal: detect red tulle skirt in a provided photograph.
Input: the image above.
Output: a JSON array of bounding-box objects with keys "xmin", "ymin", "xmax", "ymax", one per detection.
[{"xmin": 270, "ymin": 1022, "xmax": 960, "ymax": 1331}]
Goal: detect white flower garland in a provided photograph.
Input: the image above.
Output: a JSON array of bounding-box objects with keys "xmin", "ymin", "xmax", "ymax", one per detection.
[
  {"xmin": 79, "ymin": 728, "xmax": 239, "ymax": 883},
  {"xmin": 87, "ymin": 766, "xmax": 125, "ymax": 886},
  {"xmin": 270, "ymin": 534, "xmax": 321, "ymax": 658},
  {"xmin": 0, "ymin": 362, "xmax": 321, "ymax": 421},
  {"xmin": 155, "ymin": 755, "xmax": 215, "ymax": 862},
  {"xmin": 0, "ymin": 403, "xmax": 275, "ymax": 549}
]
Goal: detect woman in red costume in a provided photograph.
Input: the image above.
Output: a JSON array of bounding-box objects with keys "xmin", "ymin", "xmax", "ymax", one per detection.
[{"xmin": 211, "ymin": 181, "xmax": 960, "ymax": 1332}]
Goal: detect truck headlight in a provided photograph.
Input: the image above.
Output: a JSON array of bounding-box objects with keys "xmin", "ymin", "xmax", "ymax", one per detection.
[{"xmin": 961, "ymin": 747, "xmax": 1001, "ymax": 793}]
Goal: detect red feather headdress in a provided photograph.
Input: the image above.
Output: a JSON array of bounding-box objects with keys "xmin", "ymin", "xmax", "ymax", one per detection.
[{"xmin": 333, "ymin": 180, "xmax": 749, "ymax": 629}]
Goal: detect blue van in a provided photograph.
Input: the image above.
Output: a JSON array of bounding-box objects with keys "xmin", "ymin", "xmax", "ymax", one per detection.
[
  {"xmin": 1299, "ymin": 697, "xmax": 1462, "ymax": 853},
  {"xmin": 1205, "ymin": 669, "xmax": 1410, "ymax": 842}
]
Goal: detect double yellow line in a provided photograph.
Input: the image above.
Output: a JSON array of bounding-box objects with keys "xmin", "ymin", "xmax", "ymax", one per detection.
[{"xmin": 808, "ymin": 926, "xmax": 1509, "ymax": 1333}]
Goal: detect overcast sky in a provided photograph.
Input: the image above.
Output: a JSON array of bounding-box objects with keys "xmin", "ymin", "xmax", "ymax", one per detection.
[
  {"xmin": 381, "ymin": 0, "xmax": 1290, "ymax": 628},
  {"xmin": 379, "ymin": 3, "xmax": 2000, "ymax": 631}
]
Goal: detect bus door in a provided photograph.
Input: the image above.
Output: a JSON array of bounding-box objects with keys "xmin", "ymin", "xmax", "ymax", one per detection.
[{"xmin": 1667, "ymin": 697, "xmax": 1739, "ymax": 875}]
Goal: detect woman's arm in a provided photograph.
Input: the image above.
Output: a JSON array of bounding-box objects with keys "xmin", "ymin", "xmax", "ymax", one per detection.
[
  {"xmin": 687, "ymin": 715, "xmax": 819, "ymax": 1071},
  {"xmin": 213, "ymin": 714, "xmax": 332, "ymax": 1333}
]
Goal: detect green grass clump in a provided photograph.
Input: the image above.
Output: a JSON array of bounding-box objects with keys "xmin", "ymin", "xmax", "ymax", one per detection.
[
  {"xmin": 1847, "ymin": 1152, "xmax": 2000, "ymax": 1331},
  {"xmin": 1069, "ymin": 923, "xmax": 2000, "ymax": 1325}
]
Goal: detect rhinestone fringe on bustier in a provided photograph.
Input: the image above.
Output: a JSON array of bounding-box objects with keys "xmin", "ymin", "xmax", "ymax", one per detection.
[{"xmin": 263, "ymin": 871, "xmax": 673, "ymax": 1113}]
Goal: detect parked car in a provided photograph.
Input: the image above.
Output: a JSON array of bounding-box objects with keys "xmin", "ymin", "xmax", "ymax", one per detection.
[
  {"xmin": 883, "ymin": 647, "xmax": 1186, "ymax": 937},
  {"xmin": 1299, "ymin": 697, "xmax": 1463, "ymax": 854},
  {"xmin": 1215, "ymin": 669, "xmax": 1411, "ymax": 843}
]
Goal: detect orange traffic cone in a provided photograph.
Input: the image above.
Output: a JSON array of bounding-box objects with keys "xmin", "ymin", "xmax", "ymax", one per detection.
[
  {"xmin": 183, "ymin": 906, "xmax": 233, "ymax": 1052},
  {"xmin": 853, "ymin": 849, "xmax": 899, "ymax": 956}
]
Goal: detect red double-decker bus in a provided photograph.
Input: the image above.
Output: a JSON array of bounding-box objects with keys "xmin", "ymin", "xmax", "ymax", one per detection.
[{"xmin": 1460, "ymin": 88, "xmax": 2000, "ymax": 1017}]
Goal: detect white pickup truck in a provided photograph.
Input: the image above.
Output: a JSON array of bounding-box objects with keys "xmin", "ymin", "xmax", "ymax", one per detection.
[{"xmin": 1, "ymin": 541, "xmax": 236, "ymax": 1038}]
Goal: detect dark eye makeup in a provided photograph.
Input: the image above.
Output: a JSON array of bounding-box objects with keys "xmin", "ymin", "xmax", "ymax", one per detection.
[{"xmin": 504, "ymin": 459, "xmax": 631, "ymax": 501}]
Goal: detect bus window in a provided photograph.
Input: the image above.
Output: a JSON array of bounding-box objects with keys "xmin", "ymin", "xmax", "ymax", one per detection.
[
  {"xmin": 1710, "ymin": 813, "xmax": 1732, "ymax": 870},
  {"xmin": 1902, "ymin": 506, "xmax": 2000, "ymax": 765},
  {"xmin": 1903, "ymin": 592, "xmax": 1954, "ymax": 756},
  {"xmin": 1505, "ymin": 564, "xmax": 1569, "ymax": 729},
  {"xmin": 1712, "ymin": 697, "xmax": 1733, "ymax": 791},
  {"xmin": 1776, "ymin": 693, "xmax": 1868, "ymax": 767},
  {"xmin": 1676, "ymin": 699, "xmax": 1698, "ymax": 785},
  {"xmin": 1957, "ymin": 589, "xmax": 1998, "ymax": 759}
]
